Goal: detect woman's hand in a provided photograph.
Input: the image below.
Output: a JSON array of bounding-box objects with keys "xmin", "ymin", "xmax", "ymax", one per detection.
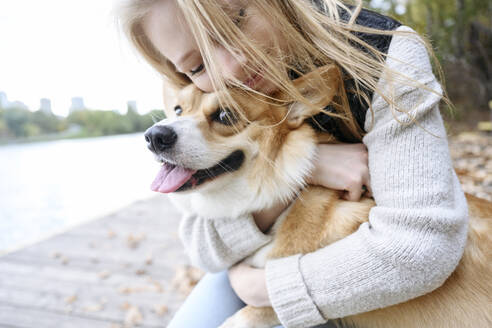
[
  {"xmin": 307, "ymin": 143, "xmax": 372, "ymax": 201},
  {"xmin": 228, "ymin": 262, "xmax": 271, "ymax": 307},
  {"xmin": 253, "ymin": 200, "xmax": 291, "ymax": 233}
]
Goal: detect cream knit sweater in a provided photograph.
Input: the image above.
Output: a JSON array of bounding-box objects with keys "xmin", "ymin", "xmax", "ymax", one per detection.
[{"xmin": 178, "ymin": 26, "xmax": 469, "ymax": 328}]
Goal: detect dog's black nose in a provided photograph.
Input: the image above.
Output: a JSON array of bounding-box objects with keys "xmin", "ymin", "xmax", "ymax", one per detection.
[{"xmin": 144, "ymin": 125, "xmax": 177, "ymax": 153}]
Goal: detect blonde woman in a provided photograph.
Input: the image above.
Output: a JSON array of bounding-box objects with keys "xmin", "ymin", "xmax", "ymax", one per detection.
[{"xmin": 116, "ymin": 1, "xmax": 468, "ymax": 327}]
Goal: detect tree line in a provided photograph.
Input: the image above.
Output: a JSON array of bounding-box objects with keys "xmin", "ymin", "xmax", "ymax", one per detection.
[
  {"xmin": 0, "ymin": 105, "xmax": 165, "ymax": 143},
  {"xmin": 367, "ymin": 0, "xmax": 491, "ymax": 113}
]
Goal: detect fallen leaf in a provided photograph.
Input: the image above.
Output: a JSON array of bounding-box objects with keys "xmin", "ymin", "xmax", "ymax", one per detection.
[
  {"xmin": 98, "ymin": 270, "xmax": 111, "ymax": 280},
  {"xmin": 124, "ymin": 306, "xmax": 143, "ymax": 326},
  {"xmin": 64, "ymin": 295, "xmax": 77, "ymax": 304},
  {"xmin": 153, "ymin": 304, "xmax": 169, "ymax": 316}
]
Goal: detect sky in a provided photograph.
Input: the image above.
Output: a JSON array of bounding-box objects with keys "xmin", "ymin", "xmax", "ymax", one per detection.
[{"xmin": 0, "ymin": 0, "xmax": 164, "ymax": 116}]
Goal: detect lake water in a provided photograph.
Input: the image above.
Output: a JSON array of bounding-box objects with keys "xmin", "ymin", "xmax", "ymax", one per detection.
[{"xmin": 0, "ymin": 133, "xmax": 163, "ymax": 254}]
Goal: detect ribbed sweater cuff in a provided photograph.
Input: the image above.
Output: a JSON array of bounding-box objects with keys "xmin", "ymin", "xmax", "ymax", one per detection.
[
  {"xmin": 214, "ymin": 214, "xmax": 272, "ymax": 257},
  {"xmin": 265, "ymin": 254, "xmax": 326, "ymax": 328}
]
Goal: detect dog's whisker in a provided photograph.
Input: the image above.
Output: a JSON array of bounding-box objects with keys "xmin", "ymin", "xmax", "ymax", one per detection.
[{"xmin": 150, "ymin": 112, "xmax": 165, "ymax": 124}]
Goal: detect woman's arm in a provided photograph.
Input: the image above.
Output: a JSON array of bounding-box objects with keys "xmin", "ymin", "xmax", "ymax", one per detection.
[
  {"xmin": 262, "ymin": 26, "xmax": 469, "ymax": 327},
  {"xmin": 178, "ymin": 213, "xmax": 272, "ymax": 272}
]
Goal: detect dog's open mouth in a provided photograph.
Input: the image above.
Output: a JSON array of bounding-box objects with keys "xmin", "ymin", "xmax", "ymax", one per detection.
[{"xmin": 151, "ymin": 150, "xmax": 245, "ymax": 193}]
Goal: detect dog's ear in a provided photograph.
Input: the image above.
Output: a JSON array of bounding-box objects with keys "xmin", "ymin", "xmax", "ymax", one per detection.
[{"xmin": 282, "ymin": 64, "xmax": 344, "ymax": 128}]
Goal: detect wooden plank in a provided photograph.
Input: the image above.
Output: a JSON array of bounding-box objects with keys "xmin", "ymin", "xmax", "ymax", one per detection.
[
  {"xmin": 0, "ymin": 278, "xmax": 185, "ymax": 323},
  {"xmin": 0, "ymin": 286, "xmax": 180, "ymax": 326},
  {"xmin": 1, "ymin": 244, "xmax": 186, "ymax": 278},
  {"xmin": 0, "ymin": 261, "xmax": 183, "ymax": 326},
  {"xmin": 0, "ymin": 303, "xmax": 126, "ymax": 328},
  {"xmin": 15, "ymin": 231, "xmax": 183, "ymax": 256},
  {"xmin": 0, "ymin": 229, "xmax": 187, "ymax": 280},
  {"xmin": 0, "ymin": 260, "xmax": 178, "ymax": 294}
]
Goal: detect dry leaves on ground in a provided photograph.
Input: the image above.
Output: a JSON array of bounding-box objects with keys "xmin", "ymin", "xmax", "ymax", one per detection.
[
  {"xmin": 171, "ymin": 265, "xmax": 205, "ymax": 297},
  {"xmin": 449, "ymin": 132, "xmax": 492, "ymax": 201}
]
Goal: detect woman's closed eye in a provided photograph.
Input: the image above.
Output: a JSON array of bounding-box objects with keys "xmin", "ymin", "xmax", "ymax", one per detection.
[{"xmin": 190, "ymin": 63, "xmax": 204, "ymax": 76}]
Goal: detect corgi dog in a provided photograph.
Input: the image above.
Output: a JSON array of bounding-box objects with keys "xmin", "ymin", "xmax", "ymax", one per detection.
[{"xmin": 145, "ymin": 65, "xmax": 492, "ymax": 328}]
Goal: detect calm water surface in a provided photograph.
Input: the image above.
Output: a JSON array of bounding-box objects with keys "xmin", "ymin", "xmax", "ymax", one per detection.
[{"xmin": 0, "ymin": 133, "xmax": 162, "ymax": 254}]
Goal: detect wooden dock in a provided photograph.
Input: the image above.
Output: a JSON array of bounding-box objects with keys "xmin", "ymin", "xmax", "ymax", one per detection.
[{"xmin": 0, "ymin": 196, "xmax": 198, "ymax": 328}]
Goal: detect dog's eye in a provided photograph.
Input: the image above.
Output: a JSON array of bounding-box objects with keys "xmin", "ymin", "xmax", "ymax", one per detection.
[
  {"xmin": 174, "ymin": 105, "xmax": 183, "ymax": 116},
  {"xmin": 211, "ymin": 108, "xmax": 237, "ymax": 126}
]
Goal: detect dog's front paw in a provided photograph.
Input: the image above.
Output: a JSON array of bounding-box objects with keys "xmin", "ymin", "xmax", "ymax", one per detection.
[
  {"xmin": 219, "ymin": 313, "xmax": 250, "ymax": 328},
  {"xmin": 219, "ymin": 306, "xmax": 280, "ymax": 328}
]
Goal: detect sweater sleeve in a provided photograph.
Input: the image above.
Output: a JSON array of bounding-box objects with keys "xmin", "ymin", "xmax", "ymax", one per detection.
[
  {"xmin": 265, "ymin": 26, "xmax": 469, "ymax": 328},
  {"xmin": 179, "ymin": 213, "xmax": 272, "ymax": 272}
]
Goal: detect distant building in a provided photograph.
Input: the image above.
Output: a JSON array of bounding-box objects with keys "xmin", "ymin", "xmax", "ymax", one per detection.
[
  {"xmin": 39, "ymin": 98, "xmax": 52, "ymax": 114},
  {"xmin": 127, "ymin": 100, "xmax": 137, "ymax": 113},
  {"xmin": 0, "ymin": 92, "xmax": 8, "ymax": 108},
  {"xmin": 70, "ymin": 97, "xmax": 85, "ymax": 113}
]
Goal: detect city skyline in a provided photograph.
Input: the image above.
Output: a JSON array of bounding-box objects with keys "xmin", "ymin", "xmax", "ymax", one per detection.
[{"xmin": 0, "ymin": 91, "xmax": 142, "ymax": 116}]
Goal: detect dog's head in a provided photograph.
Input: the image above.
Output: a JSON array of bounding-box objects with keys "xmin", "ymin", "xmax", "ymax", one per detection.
[{"xmin": 145, "ymin": 65, "xmax": 343, "ymax": 217}]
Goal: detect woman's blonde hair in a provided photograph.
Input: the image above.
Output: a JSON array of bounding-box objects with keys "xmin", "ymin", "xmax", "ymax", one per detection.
[{"xmin": 115, "ymin": 0, "xmax": 448, "ymax": 140}]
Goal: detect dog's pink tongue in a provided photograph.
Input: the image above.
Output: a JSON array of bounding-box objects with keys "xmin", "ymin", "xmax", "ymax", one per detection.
[{"xmin": 151, "ymin": 164, "xmax": 196, "ymax": 193}]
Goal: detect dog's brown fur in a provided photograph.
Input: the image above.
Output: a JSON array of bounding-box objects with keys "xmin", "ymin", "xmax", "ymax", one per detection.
[{"xmin": 163, "ymin": 65, "xmax": 492, "ymax": 328}]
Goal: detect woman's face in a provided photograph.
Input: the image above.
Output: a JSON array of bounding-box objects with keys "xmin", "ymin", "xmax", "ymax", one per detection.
[{"xmin": 143, "ymin": 0, "xmax": 284, "ymax": 94}]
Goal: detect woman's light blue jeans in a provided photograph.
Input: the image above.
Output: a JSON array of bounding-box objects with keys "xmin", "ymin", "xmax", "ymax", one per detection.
[{"xmin": 167, "ymin": 271, "xmax": 338, "ymax": 328}]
